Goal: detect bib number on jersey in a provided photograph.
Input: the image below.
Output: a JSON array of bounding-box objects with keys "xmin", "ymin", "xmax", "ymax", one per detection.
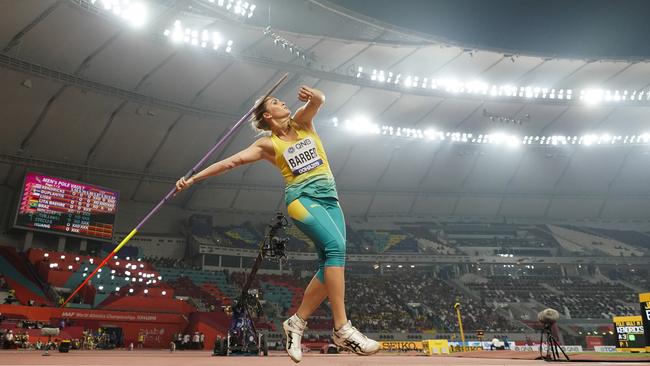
[{"xmin": 283, "ymin": 137, "xmax": 323, "ymax": 175}]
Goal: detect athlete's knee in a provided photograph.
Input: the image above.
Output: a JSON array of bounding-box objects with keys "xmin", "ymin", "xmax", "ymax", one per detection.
[{"xmin": 323, "ymin": 236, "xmax": 346, "ymax": 267}]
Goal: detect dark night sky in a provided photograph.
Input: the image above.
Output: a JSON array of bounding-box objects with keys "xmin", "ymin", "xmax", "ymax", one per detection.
[{"xmin": 328, "ymin": 0, "xmax": 650, "ymax": 59}]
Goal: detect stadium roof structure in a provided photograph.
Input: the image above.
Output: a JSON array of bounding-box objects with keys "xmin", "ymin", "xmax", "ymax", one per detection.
[{"xmin": 2, "ymin": 0, "xmax": 650, "ymax": 220}]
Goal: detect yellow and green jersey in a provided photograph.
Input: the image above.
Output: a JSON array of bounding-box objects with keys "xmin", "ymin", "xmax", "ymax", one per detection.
[{"xmin": 270, "ymin": 121, "xmax": 337, "ymax": 203}]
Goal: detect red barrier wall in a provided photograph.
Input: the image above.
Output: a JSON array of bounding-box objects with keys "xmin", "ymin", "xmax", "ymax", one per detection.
[{"xmin": 0, "ymin": 305, "xmax": 189, "ymax": 348}]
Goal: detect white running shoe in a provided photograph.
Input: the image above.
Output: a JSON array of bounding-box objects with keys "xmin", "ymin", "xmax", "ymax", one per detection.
[
  {"xmin": 283, "ymin": 314, "xmax": 307, "ymax": 363},
  {"xmin": 332, "ymin": 320, "xmax": 380, "ymax": 356}
]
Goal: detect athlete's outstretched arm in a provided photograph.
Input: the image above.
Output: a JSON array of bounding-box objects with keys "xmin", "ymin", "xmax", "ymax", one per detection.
[
  {"xmin": 175, "ymin": 138, "xmax": 270, "ymax": 193},
  {"xmin": 293, "ymin": 85, "xmax": 325, "ymax": 130}
]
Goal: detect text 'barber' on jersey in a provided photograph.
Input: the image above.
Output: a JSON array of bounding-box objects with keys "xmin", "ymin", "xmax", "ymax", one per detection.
[{"xmin": 282, "ymin": 137, "xmax": 324, "ymax": 176}]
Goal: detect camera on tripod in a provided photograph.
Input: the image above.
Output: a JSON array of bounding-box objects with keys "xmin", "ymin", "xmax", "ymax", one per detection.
[{"xmin": 261, "ymin": 212, "xmax": 289, "ymax": 260}]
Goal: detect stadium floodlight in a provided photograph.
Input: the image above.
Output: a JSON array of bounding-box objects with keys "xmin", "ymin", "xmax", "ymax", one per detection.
[
  {"xmin": 89, "ymin": 0, "xmax": 148, "ymax": 28},
  {"xmin": 582, "ymin": 88, "xmax": 604, "ymax": 105},
  {"xmin": 165, "ymin": 20, "xmax": 233, "ymax": 53},
  {"xmin": 404, "ymin": 76, "xmax": 413, "ymax": 88}
]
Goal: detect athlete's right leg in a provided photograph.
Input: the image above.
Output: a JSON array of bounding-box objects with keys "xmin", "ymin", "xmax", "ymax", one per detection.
[{"xmin": 296, "ymin": 275, "xmax": 328, "ymax": 321}]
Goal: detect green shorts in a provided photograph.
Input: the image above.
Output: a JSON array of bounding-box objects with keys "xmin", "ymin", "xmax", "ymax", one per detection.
[{"xmin": 285, "ymin": 177, "xmax": 344, "ymax": 283}]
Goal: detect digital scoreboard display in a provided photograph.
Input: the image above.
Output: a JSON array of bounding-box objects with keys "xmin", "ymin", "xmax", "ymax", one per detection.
[
  {"xmin": 14, "ymin": 172, "xmax": 118, "ymax": 241},
  {"xmin": 613, "ymin": 315, "xmax": 646, "ymax": 352}
]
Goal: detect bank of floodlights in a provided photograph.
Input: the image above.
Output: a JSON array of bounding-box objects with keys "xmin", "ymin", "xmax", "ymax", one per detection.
[
  {"xmin": 355, "ymin": 65, "xmax": 650, "ymax": 105},
  {"xmin": 263, "ymin": 27, "xmax": 314, "ymax": 63},
  {"xmin": 207, "ymin": 0, "xmax": 257, "ymax": 18},
  {"xmin": 88, "ymin": 0, "xmax": 148, "ymax": 28},
  {"xmin": 331, "ymin": 115, "xmax": 650, "ymax": 148},
  {"xmin": 163, "ymin": 20, "xmax": 234, "ymax": 53}
]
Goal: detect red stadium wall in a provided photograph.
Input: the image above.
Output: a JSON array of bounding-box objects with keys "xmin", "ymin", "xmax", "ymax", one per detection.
[
  {"xmin": 0, "ymin": 305, "xmax": 189, "ymax": 348},
  {"xmin": 187, "ymin": 311, "xmax": 231, "ymax": 350},
  {"xmin": 98, "ymin": 295, "xmax": 195, "ymax": 314}
]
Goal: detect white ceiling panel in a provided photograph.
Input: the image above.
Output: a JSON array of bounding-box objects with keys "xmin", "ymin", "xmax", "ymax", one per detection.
[
  {"xmin": 534, "ymin": 105, "xmax": 615, "ymax": 135},
  {"xmin": 368, "ymin": 194, "xmax": 414, "ymax": 214},
  {"xmin": 310, "ymin": 40, "xmax": 372, "ymax": 72},
  {"xmin": 418, "ymin": 146, "xmax": 476, "ymax": 191},
  {"xmin": 498, "ymin": 197, "xmax": 549, "ymax": 217},
  {"xmin": 335, "ymin": 137, "xmax": 395, "ymax": 189},
  {"xmin": 481, "ymin": 55, "xmax": 543, "ymax": 84},
  {"xmin": 562, "ymin": 61, "xmax": 630, "ymax": 88},
  {"xmin": 232, "ymin": 189, "xmax": 281, "ymax": 211},
  {"xmin": 454, "ymin": 196, "xmax": 501, "ymax": 216},
  {"xmin": 462, "ymin": 149, "xmax": 522, "ymax": 193},
  {"xmin": 147, "ymin": 115, "xmax": 234, "ymax": 176},
  {"xmin": 0, "ymin": 70, "xmax": 63, "ymax": 153},
  {"xmin": 546, "ymin": 197, "xmax": 603, "ymax": 218},
  {"xmin": 194, "ymin": 63, "xmax": 277, "ymax": 112},
  {"xmin": 335, "ymin": 87, "xmax": 401, "ymax": 119},
  {"xmin": 139, "ymin": 51, "xmax": 232, "ymax": 105},
  {"xmin": 337, "ymin": 192, "xmax": 372, "ymax": 216},
  {"xmin": 341, "ymin": 44, "xmax": 421, "ymax": 72},
  {"xmin": 380, "ymin": 94, "xmax": 441, "ymax": 126},
  {"xmin": 427, "ymin": 98, "xmax": 483, "ymax": 130},
  {"xmin": 186, "ymin": 187, "xmax": 238, "ymax": 210},
  {"xmin": 518, "ymin": 58, "xmax": 585, "ymax": 87},
  {"xmin": 389, "ymin": 46, "xmax": 463, "ymax": 76},
  {"xmin": 606, "ymin": 62, "xmax": 650, "ymax": 90},
  {"xmin": 82, "ymin": 32, "xmax": 176, "ymax": 90},
  {"xmin": 377, "ymin": 143, "xmax": 436, "ymax": 190},
  {"xmin": 599, "ymin": 106, "xmax": 650, "ymax": 133},
  {"xmin": 508, "ymin": 150, "xmax": 570, "ymax": 194},
  {"xmin": 609, "ymin": 150, "xmax": 650, "ymax": 195},
  {"xmin": 17, "ymin": 4, "xmax": 119, "ymax": 73},
  {"xmin": 437, "ymin": 50, "xmax": 505, "ymax": 80},
  {"xmin": 410, "ymin": 195, "xmax": 457, "ymax": 216},
  {"xmin": 89, "ymin": 103, "xmax": 180, "ymax": 171},
  {"xmin": 25, "ymin": 88, "xmax": 123, "ymax": 162},
  {"xmin": 555, "ymin": 149, "xmax": 625, "ymax": 194},
  {"xmin": 600, "ymin": 197, "xmax": 650, "ymax": 219},
  {"xmin": 0, "ymin": 0, "xmax": 59, "ymax": 46}
]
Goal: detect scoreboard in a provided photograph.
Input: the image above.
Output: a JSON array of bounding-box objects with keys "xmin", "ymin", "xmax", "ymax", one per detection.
[
  {"xmin": 14, "ymin": 172, "xmax": 118, "ymax": 241},
  {"xmin": 613, "ymin": 315, "xmax": 646, "ymax": 352},
  {"xmin": 641, "ymin": 292, "xmax": 650, "ymax": 351}
]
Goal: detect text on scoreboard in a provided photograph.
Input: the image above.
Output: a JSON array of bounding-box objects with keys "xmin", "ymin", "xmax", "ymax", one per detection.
[{"xmin": 14, "ymin": 172, "xmax": 118, "ymax": 241}]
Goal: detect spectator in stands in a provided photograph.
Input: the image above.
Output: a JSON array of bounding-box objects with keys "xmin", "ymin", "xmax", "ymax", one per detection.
[
  {"xmin": 4, "ymin": 330, "xmax": 14, "ymax": 349},
  {"xmin": 199, "ymin": 332, "xmax": 205, "ymax": 349},
  {"xmin": 175, "ymin": 85, "xmax": 380, "ymax": 363},
  {"xmin": 183, "ymin": 333, "xmax": 190, "ymax": 349},
  {"xmin": 192, "ymin": 331, "xmax": 200, "ymax": 350},
  {"xmin": 137, "ymin": 332, "xmax": 144, "ymax": 348}
]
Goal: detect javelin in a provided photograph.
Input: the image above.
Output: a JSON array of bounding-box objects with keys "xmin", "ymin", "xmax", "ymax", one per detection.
[{"xmin": 61, "ymin": 73, "xmax": 290, "ymax": 307}]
